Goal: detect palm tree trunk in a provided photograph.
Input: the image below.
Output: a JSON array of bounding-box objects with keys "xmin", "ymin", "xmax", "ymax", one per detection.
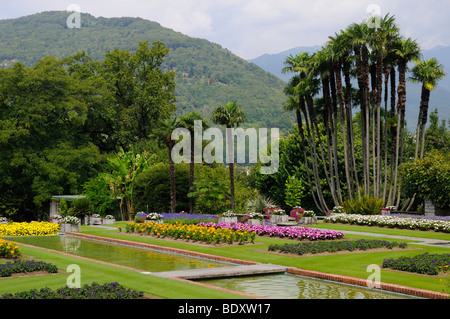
[
  {"xmin": 376, "ymin": 52, "xmax": 383, "ymax": 199},
  {"xmin": 226, "ymin": 125, "xmax": 236, "ymax": 211},
  {"xmin": 419, "ymin": 85, "xmax": 431, "ymax": 159},
  {"xmin": 168, "ymin": 145, "xmax": 177, "ymax": 213},
  {"xmin": 362, "ymin": 44, "xmax": 371, "ymax": 196},
  {"xmin": 189, "ymin": 131, "xmax": 195, "ymax": 213},
  {"xmin": 302, "ymin": 92, "xmax": 329, "ymax": 213},
  {"xmin": 393, "ymin": 59, "xmax": 407, "ymax": 207},
  {"xmin": 344, "ymin": 61, "xmax": 360, "ymax": 198},
  {"xmin": 334, "ymin": 62, "xmax": 353, "ymax": 200}
]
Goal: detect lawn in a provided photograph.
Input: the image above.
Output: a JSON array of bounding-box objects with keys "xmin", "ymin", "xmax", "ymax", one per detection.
[{"xmin": 2, "ymin": 221, "xmax": 449, "ymax": 299}]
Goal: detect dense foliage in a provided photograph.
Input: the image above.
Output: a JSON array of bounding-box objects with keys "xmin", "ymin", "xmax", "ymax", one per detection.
[{"xmin": 400, "ymin": 150, "xmax": 450, "ymax": 209}]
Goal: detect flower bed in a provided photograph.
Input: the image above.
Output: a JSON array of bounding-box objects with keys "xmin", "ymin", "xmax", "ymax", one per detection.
[
  {"xmin": 382, "ymin": 252, "xmax": 450, "ymax": 275},
  {"xmin": 0, "ymin": 222, "xmax": 60, "ymax": 236},
  {"xmin": 0, "ymin": 282, "xmax": 144, "ymax": 299},
  {"xmin": 324, "ymin": 213, "xmax": 450, "ymax": 233},
  {"xmin": 268, "ymin": 239, "xmax": 407, "ymax": 256},
  {"xmin": 125, "ymin": 221, "xmax": 256, "ymax": 245},
  {"xmin": 0, "ymin": 259, "xmax": 58, "ymax": 277},
  {"xmin": 198, "ymin": 222, "xmax": 345, "ymax": 241},
  {"xmin": 0, "ymin": 238, "xmax": 21, "ymax": 258}
]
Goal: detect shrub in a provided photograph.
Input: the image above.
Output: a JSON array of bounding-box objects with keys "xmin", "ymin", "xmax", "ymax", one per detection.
[
  {"xmin": 0, "ymin": 239, "xmax": 21, "ymax": 258},
  {"xmin": 341, "ymin": 195, "xmax": 384, "ymax": 215}
]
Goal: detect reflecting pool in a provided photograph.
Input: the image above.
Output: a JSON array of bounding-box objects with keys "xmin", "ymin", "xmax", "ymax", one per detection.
[
  {"xmin": 198, "ymin": 273, "xmax": 420, "ymax": 299},
  {"xmin": 10, "ymin": 235, "xmax": 230, "ymax": 273}
]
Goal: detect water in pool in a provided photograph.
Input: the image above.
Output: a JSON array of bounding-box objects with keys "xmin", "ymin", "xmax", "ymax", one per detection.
[
  {"xmin": 198, "ymin": 273, "xmax": 419, "ymax": 299},
  {"xmin": 10, "ymin": 235, "xmax": 229, "ymax": 273}
]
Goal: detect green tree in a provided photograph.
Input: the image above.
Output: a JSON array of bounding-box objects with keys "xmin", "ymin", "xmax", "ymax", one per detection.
[
  {"xmin": 400, "ymin": 151, "xmax": 450, "ymax": 209},
  {"xmin": 101, "ymin": 41, "xmax": 176, "ymax": 148},
  {"xmin": 211, "ymin": 101, "xmax": 246, "ymax": 212},
  {"xmin": 284, "ymin": 175, "xmax": 305, "ymax": 208}
]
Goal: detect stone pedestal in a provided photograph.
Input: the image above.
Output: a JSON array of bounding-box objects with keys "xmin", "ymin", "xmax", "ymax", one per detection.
[
  {"xmin": 246, "ymin": 219, "xmax": 264, "ymax": 226},
  {"xmin": 218, "ymin": 217, "xmax": 238, "ymax": 224},
  {"xmin": 424, "ymin": 199, "xmax": 435, "ymax": 217},
  {"xmin": 297, "ymin": 216, "xmax": 317, "ymax": 225},
  {"xmin": 60, "ymin": 222, "xmax": 81, "ymax": 233},
  {"xmin": 102, "ymin": 218, "xmax": 116, "ymax": 225},
  {"xmin": 269, "ymin": 215, "xmax": 288, "ymax": 226},
  {"xmin": 89, "ymin": 218, "xmax": 102, "ymax": 225}
]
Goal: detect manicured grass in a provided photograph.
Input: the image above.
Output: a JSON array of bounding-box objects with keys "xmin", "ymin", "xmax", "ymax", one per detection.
[
  {"xmin": 3, "ymin": 222, "xmax": 450, "ymax": 298},
  {"xmin": 0, "ymin": 244, "xmax": 252, "ymax": 299}
]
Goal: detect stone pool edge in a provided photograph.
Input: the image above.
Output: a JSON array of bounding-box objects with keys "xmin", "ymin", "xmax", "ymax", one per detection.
[{"xmin": 67, "ymin": 232, "xmax": 450, "ymax": 300}]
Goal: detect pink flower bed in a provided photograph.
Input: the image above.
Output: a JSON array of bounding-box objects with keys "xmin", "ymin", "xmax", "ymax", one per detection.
[{"xmin": 198, "ymin": 222, "xmax": 345, "ymax": 241}]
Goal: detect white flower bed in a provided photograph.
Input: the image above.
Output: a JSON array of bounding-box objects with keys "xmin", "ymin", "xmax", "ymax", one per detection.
[{"xmin": 324, "ymin": 213, "xmax": 450, "ymax": 233}]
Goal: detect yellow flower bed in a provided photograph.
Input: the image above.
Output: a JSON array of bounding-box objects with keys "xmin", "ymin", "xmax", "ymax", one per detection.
[
  {"xmin": 125, "ymin": 221, "xmax": 256, "ymax": 245},
  {"xmin": 0, "ymin": 238, "xmax": 21, "ymax": 258},
  {"xmin": 0, "ymin": 222, "xmax": 60, "ymax": 236}
]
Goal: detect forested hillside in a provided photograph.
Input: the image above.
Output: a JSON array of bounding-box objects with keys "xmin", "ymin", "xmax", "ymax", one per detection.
[{"xmin": 0, "ymin": 11, "xmax": 293, "ymax": 131}]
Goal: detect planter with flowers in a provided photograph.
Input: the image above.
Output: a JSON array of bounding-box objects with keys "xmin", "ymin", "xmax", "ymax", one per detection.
[
  {"xmin": 381, "ymin": 206, "xmax": 396, "ymax": 215},
  {"xmin": 264, "ymin": 205, "xmax": 288, "ymax": 225},
  {"xmin": 242, "ymin": 212, "xmax": 265, "ymax": 225},
  {"xmin": 218, "ymin": 210, "xmax": 238, "ymax": 223},
  {"xmin": 102, "ymin": 215, "xmax": 116, "ymax": 225},
  {"xmin": 49, "ymin": 215, "xmax": 62, "ymax": 224},
  {"xmin": 59, "ymin": 216, "xmax": 81, "ymax": 233},
  {"xmin": 88, "ymin": 214, "xmax": 103, "ymax": 225},
  {"xmin": 143, "ymin": 212, "xmax": 164, "ymax": 224},
  {"xmin": 297, "ymin": 210, "xmax": 317, "ymax": 225}
]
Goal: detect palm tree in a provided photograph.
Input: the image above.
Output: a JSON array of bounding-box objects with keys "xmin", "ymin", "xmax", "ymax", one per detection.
[
  {"xmin": 152, "ymin": 117, "xmax": 180, "ymax": 213},
  {"xmin": 179, "ymin": 112, "xmax": 209, "ymax": 213},
  {"xmin": 410, "ymin": 58, "xmax": 446, "ymax": 159},
  {"xmin": 390, "ymin": 37, "xmax": 421, "ymax": 206},
  {"xmin": 101, "ymin": 147, "xmax": 149, "ymax": 221},
  {"xmin": 347, "ymin": 21, "xmax": 372, "ymax": 195},
  {"xmin": 211, "ymin": 101, "xmax": 245, "ymax": 212}
]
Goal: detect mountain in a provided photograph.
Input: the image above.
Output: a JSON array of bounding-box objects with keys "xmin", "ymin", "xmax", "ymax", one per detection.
[
  {"xmin": 249, "ymin": 45, "xmax": 450, "ymax": 131},
  {"xmin": 0, "ymin": 11, "xmax": 294, "ymax": 131}
]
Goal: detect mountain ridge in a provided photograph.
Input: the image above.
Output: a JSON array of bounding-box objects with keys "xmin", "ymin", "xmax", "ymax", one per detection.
[{"xmin": 0, "ymin": 11, "xmax": 294, "ymax": 131}]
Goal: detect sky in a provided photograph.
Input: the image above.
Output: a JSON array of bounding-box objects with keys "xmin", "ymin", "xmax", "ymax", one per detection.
[{"xmin": 0, "ymin": 0, "xmax": 449, "ymax": 60}]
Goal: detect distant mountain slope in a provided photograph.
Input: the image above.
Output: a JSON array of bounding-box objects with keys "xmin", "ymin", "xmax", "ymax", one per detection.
[
  {"xmin": 0, "ymin": 11, "xmax": 294, "ymax": 131},
  {"xmin": 249, "ymin": 45, "xmax": 450, "ymax": 131}
]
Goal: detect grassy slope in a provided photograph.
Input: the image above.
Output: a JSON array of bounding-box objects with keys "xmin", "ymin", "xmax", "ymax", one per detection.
[{"xmin": 2, "ymin": 222, "xmax": 449, "ymax": 297}]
